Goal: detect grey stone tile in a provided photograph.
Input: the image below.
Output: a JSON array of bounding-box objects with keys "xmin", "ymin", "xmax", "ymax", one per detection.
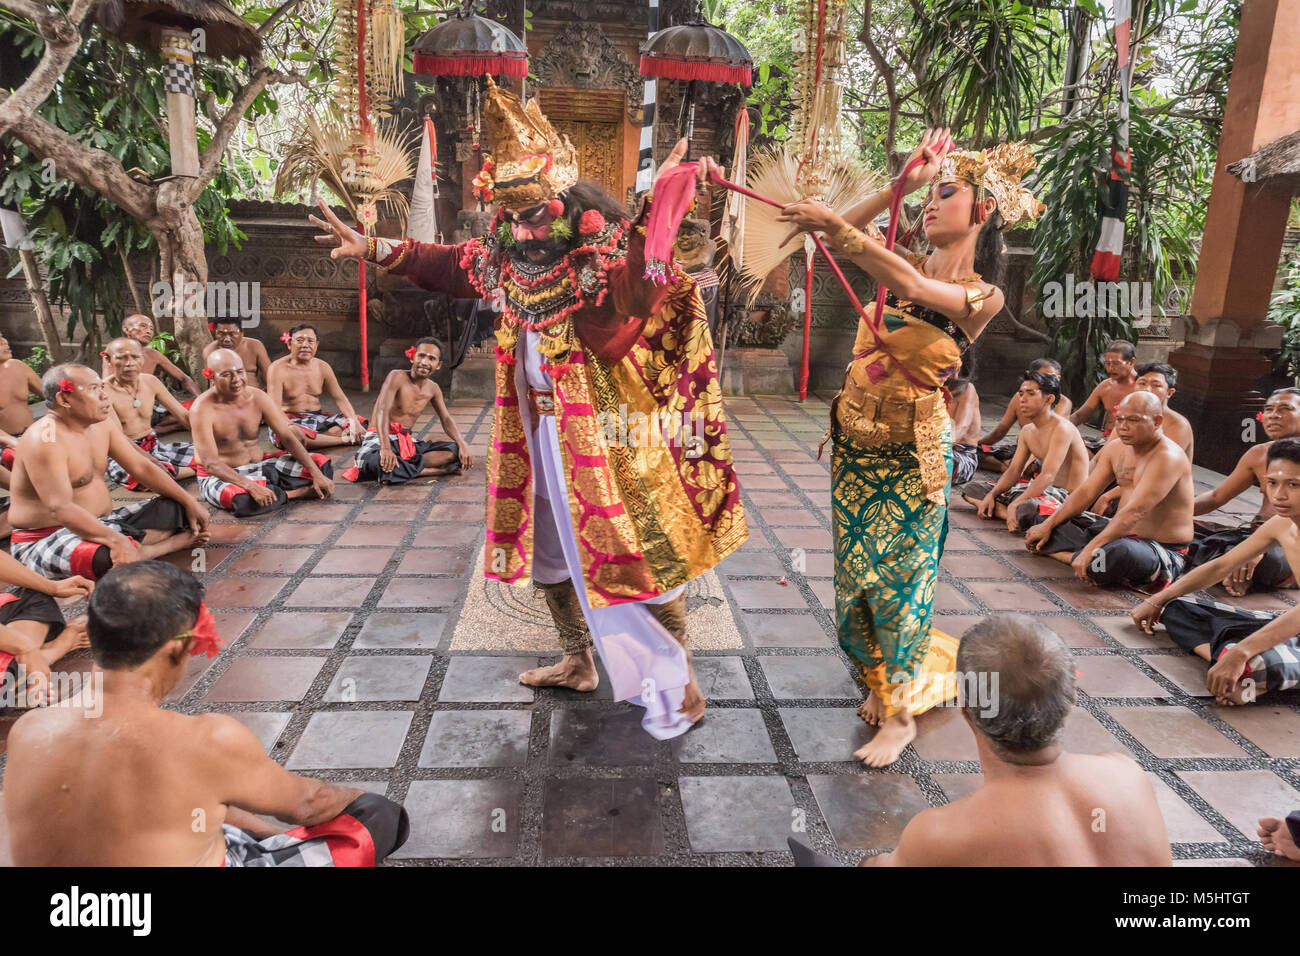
[
  {"xmin": 1106, "ymin": 706, "xmax": 1246, "ymax": 759},
  {"xmin": 204, "ymin": 657, "xmax": 325, "ymax": 703},
  {"xmin": 1060, "ymin": 706, "xmax": 1134, "ymax": 757},
  {"xmin": 759, "ymin": 656, "xmax": 859, "ymax": 699},
  {"xmin": 911, "ymin": 706, "xmax": 978, "ymax": 761},
  {"xmin": 1146, "ymin": 773, "xmax": 1225, "ymax": 845},
  {"xmin": 1139, "ymin": 654, "xmax": 1214, "ymax": 697},
  {"xmin": 353, "ymin": 612, "xmax": 448, "ymax": 650},
  {"xmin": 541, "ymin": 778, "xmax": 664, "ymax": 858},
  {"xmin": 393, "ymin": 780, "xmax": 523, "ymax": 859},
  {"xmin": 743, "ymin": 613, "xmax": 833, "ymax": 647},
  {"xmin": 286, "ymin": 711, "xmax": 414, "ymax": 769},
  {"xmin": 1177, "ymin": 769, "xmax": 1300, "ymax": 841},
  {"xmin": 778, "ymin": 707, "xmax": 874, "ymax": 762},
  {"xmin": 807, "ymin": 773, "xmax": 932, "ymax": 850},
  {"xmin": 1075, "ymin": 656, "xmax": 1171, "ymax": 698},
  {"xmin": 549, "ymin": 708, "xmax": 661, "ymax": 766},
  {"xmin": 225, "ymin": 711, "xmax": 291, "ymax": 753},
  {"xmin": 1209, "ymin": 703, "xmax": 1300, "ymax": 757},
  {"xmin": 248, "ymin": 611, "xmax": 352, "ymax": 650},
  {"xmin": 419, "ymin": 710, "xmax": 532, "ymax": 768},
  {"xmin": 693, "ymin": 656, "xmax": 754, "ymax": 700},
  {"xmin": 438, "ymin": 657, "xmax": 536, "ymax": 702},
  {"xmin": 679, "ymin": 776, "xmax": 797, "ymax": 853},
  {"xmin": 672, "ymin": 709, "xmax": 778, "ymax": 763},
  {"xmin": 324, "ymin": 656, "xmax": 433, "ymax": 702}
]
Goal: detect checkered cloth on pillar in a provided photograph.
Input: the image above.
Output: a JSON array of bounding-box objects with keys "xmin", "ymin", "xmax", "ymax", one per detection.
[
  {"xmin": 106, "ymin": 431, "xmax": 196, "ymax": 490},
  {"xmin": 195, "ymin": 451, "xmax": 333, "ymax": 517}
]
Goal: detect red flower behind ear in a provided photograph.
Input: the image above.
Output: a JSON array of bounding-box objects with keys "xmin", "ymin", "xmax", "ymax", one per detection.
[
  {"xmin": 202, "ymin": 368, "xmax": 214, "ymax": 380},
  {"xmin": 1257, "ymin": 412, "xmax": 1264, "ymax": 422},
  {"xmin": 405, "ymin": 346, "xmax": 418, "ymax": 361},
  {"xmin": 207, "ymin": 322, "xmax": 215, "ymax": 333},
  {"xmin": 186, "ymin": 603, "xmax": 224, "ymax": 658},
  {"xmin": 57, "ymin": 379, "xmax": 75, "ymax": 393},
  {"xmin": 579, "ymin": 209, "xmax": 605, "ymax": 235},
  {"xmin": 99, "ymin": 351, "xmax": 107, "ymax": 358}
]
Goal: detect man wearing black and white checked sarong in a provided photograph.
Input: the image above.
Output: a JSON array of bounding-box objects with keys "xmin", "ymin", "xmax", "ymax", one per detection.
[
  {"xmin": 102, "ymin": 337, "xmax": 197, "ymax": 490},
  {"xmin": 267, "ymin": 324, "xmax": 367, "ymax": 450},
  {"xmin": 3, "ymin": 562, "xmax": 409, "ymax": 866},
  {"xmin": 190, "ymin": 348, "xmax": 333, "ymax": 517},
  {"xmin": 8, "ymin": 365, "xmax": 209, "ymax": 581}
]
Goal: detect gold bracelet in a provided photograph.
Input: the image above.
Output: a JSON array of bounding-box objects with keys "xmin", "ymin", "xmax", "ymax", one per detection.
[
  {"xmin": 366, "ymin": 236, "xmax": 376, "ymax": 262},
  {"xmin": 833, "ymin": 223, "xmax": 870, "ymax": 254}
]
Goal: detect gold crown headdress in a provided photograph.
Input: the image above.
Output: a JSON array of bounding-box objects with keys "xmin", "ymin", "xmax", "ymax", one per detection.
[
  {"xmin": 933, "ymin": 141, "xmax": 1045, "ymax": 230},
  {"xmin": 471, "ymin": 77, "xmax": 579, "ymax": 212}
]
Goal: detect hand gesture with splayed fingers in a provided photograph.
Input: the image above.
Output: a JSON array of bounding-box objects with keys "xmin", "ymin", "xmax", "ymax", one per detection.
[
  {"xmin": 901, "ymin": 127, "xmax": 953, "ymax": 194},
  {"xmin": 310, "ymin": 198, "xmax": 368, "ymax": 260}
]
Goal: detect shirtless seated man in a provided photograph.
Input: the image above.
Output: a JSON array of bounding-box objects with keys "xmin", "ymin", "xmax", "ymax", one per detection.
[
  {"xmin": 858, "ymin": 615, "xmax": 1170, "ymax": 866},
  {"xmin": 8, "ymin": 365, "xmax": 210, "ymax": 581},
  {"xmin": 3, "ymin": 561, "xmax": 410, "ymax": 866},
  {"xmin": 1024, "ymin": 391, "xmax": 1194, "ymax": 590},
  {"xmin": 343, "ymin": 338, "xmax": 471, "ymax": 483},
  {"xmin": 0, "ymin": 331, "xmax": 43, "ymax": 487},
  {"xmin": 203, "ymin": 318, "xmax": 271, "ymax": 388},
  {"xmin": 267, "ymin": 323, "xmax": 366, "ymax": 450},
  {"xmin": 962, "ymin": 370, "xmax": 1089, "ymax": 532},
  {"xmin": 102, "ymin": 337, "xmax": 196, "ymax": 490},
  {"xmin": 977, "ymin": 357, "xmax": 1073, "ymax": 472},
  {"xmin": 1071, "ymin": 340, "xmax": 1139, "ymax": 455},
  {"xmin": 1186, "ymin": 387, "xmax": 1300, "ymax": 596},
  {"xmin": 105, "ymin": 314, "xmax": 200, "ymax": 435},
  {"xmin": 1132, "ymin": 438, "xmax": 1300, "ymax": 706},
  {"xmin": 1133, "ymin": 362, "xmax": 1193, "ymax": 461},
  {"xmin": 189, "ymin": 348, "xmax": 334, "ymax": 517},
  {"xmin": 947, "ymin": 378, "xmax": 982, "ymax": 486},
  {"xmin": 0, "ymin": 550, "xmax": 94, "ymax": 707}
]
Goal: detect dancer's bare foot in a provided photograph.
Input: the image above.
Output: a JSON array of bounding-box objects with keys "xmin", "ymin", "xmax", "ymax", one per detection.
[
  {"xmin": 679, "ymin": 650, "xmax": 705, "ymax": 725},
  {"xmin": 856, "ymin": 692, "xmax": 884, "ymax": 726},
  {"xmin": 852, "ymin": 710, "xmax": 915, "ymax": 768},
  {"xmin": 1258, "ymin": 817, "xmax": 1300, "ymax": 861},
  {"xmin": 40, "ymin": 617, "xmax": 91, "ymax": 667},
  {"xmin": 519, "ymin": 650, "xmax": 599, "ymax": 691}
]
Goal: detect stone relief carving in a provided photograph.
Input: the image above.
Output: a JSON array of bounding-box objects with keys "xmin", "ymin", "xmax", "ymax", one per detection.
[{"xmin": 532, "ymin": 22, "xmax": 643, "ymax": 123}]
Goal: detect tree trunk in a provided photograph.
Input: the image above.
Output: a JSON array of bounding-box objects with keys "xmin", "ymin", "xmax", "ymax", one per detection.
[
  {"xmin": 151, "ymin": 183, "xmax": 210, "ymax": 380},
  {"xmin": 17, "ymin": 247, "xmax": 64, "ymax": 363}
]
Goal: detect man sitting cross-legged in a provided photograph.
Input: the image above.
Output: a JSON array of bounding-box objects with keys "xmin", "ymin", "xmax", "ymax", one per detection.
[
  {"xmin": 1131, "ymin": 438, "xmax": 1300, "ymax": 706},
  {"xmin": 1071, "ymin": 339, "xmax": 1139, "ymax": 455},
  {"xmin": 859, "ymin": 615, "xmax": 1170, "ymax": 866},
  {"xmin": 267, "ymin": 323, "xmax": 366, "ymax": 450},
  {"xmin": 203, "ymin": 318, "xmax": 271, "ymax": 388},
  {"xmin": 8, "ymin": 365, "xmax": 210, "ymax": 581},
  {"xmin": 3, "ymin": 561, "xmax": 410, "ymax": 866},
  {"xmin": 0, "ymin": 331, "xmax": 44, "ymax": 539},
  {"xmin": 343, "ymin": 338, "xmax": 472, "ymax": 483},
  {"xmin": 189, "ymin": 348, "xmax": 334, "ymax": 517},
  {"xmin": 1133, "ymin": 362, "xmax": 1193, "ymax": 461},
  {"xmin": 962, "ymin": 370, "xmax": 1089, "ymax": 533},
  {"xmin": 977, "ymin": 357, "xmax": 1073, "ymax": 472},
  {"xmin": 0, "ymin": 550, "xmax": 94, "ymax": 707},
  {"xmin": 105, "ymin": 314, "xmax": 200, "ymax": 435},
  {"xmin": 947, "ymin": 378, "xmax": 982, "ymax": 486},
  {"xmin": 1024, "ymin": 391, "xmax": 1194, "ymax": 590},
  {"xmin": 1186, "ymin": 387, "xmax": 1300, "ymax": 597},
  {"xmin": 101, "ymin": 337, "xmax": 196, "ymax": 490}
]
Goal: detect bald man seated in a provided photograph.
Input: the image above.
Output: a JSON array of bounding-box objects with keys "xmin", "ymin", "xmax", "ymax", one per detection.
[
  {"xmin": 189, "ymin": 348, "xmax": 334, "ymax": 517},
  {"xmin": 101, "ymin": 337, "xmax": 196, "ymax": 490},
  {"xmin": 4, "ymin": 561, "xmax": 410, "ymax": 866},
  {"xmin": 8, "ymin": 365, "xmax": 210, "ymax": 581},
  {"xmin": 267, "ymin": 324, "xmax": 365, "ymax": 450},
  {"xmin": 860, "ymin": 616, "xmax": 1170, "ymax": 866},
  {"xmin": 1023, "ymin": 391, "xmax": 1194, "ymax": 590},
  {"xmin": 104, "ymin": 314, "xmax": 200, "ymax": 435},
  {"xmin": 203, "ymin": 318, "xmax": 271, "ymax": 389}
]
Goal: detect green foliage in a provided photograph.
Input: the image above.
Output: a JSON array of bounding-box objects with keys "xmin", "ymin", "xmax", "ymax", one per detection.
[
  {"xmin": 496, "ymin": 221, "xmax": 515, "ymax": 247},
  {"xmin": 1270, "ymin": 250, "xmax": 1300, "ymax": 382},
  {"xmin": 549, "ymin": 217, "xmax": 572, "ymax": 242},
  {"xmin": 21, "ymin": 346, "xmax": 52, "ymax": 378},
  {"xmin": 148, "ymin": 331, "xmax": 183, "ymax": 366}
]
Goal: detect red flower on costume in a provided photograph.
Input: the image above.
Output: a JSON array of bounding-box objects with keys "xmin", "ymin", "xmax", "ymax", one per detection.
[
  {"xmin": 405, "ymin": 346, "xmax": 418, "ymax": 361},
  {"xmin": 546, "ymin": 199, "xmax": 565, "ymax": 218},
  {"xmin": 579, "ymin": 210, "xmax": 605, "ymax": 235},
  {"xmin": 185, "ymin": 602, "xmax": 224, "ymax": 658},
  {"xmin": 202, "ymin": 368, "xmax": 215, "ymax": 380},
  {"xmin": 57, "ymin": 379, "xmax": 75, "ymax": 393}
]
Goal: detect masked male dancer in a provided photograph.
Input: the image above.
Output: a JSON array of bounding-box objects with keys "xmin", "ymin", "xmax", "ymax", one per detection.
[{"xmin": 311, "ymin": 79, "xmax": 746, "ymax": 738}]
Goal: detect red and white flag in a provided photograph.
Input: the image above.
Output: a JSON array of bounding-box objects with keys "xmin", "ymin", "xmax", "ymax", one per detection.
[{"xmin": 1089, "ymin": 0, "xmax": 1133, "ymax": 282}]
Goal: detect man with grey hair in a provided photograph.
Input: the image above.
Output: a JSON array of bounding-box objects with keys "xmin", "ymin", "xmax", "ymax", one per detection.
[
  {"xmin": 7, "ymin": 364, "xmax": 209, "ymax": 581},
  {"xmin": 860, "ymin": 615, "xmax": 1170, "ymax": 866}
]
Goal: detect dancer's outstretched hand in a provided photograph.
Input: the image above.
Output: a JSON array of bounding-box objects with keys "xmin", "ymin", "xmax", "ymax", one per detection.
[
  {"xmin": 310, "ymin": 198, "xmax": 368, "ymax": 260},
  {"xmin": 655, "ymin": 138, "xmax": 723, "ymax": 192},
  {"xmin": 900, "ymin": 127, "xmax": 953, "ymax": 195},
  {"xmin": 777, "ymin": 198, "xmax": 845, "ymax": 247}
]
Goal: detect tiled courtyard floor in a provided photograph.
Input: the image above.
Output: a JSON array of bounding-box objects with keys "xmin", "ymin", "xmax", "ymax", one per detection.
[{"xmin": 1, "ymin": 391, "xmax": 1299, "ymax": 866}]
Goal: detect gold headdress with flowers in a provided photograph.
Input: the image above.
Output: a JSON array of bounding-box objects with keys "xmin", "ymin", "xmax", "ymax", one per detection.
[
  {"xmin": 471, "ymin": 77, "xmax": 579, "ymax": 212},
  {"xmin": 934, "ymin": 141, "xmax": 1045, "ymax": 230}
]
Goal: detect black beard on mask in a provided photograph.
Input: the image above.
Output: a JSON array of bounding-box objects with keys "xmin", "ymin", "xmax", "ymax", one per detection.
[{"xmin": 508, "ymin": 235, "xmax": 571, "ymax": 266}]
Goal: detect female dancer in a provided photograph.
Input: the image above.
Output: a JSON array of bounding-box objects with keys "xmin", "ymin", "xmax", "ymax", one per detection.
[{"xmin": 778, "ymin": 130, "xmax": 1044, "ymax": 766}]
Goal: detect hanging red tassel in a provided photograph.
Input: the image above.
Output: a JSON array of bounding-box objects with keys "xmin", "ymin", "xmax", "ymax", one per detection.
[
  {"xmin": 639, "ymin": 55, "xmax": 752, "ymax": 87},
  {"xmin": 494, "ymin": 344, "xmax": 517, "ymax": 365},
  {"xmin": 413, "ymin": 53, "xmax": 529, "ymax": 78}
]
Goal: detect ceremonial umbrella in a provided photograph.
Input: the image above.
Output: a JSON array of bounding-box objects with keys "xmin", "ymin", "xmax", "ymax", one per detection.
[
  {"xmin": 411, "ymin": 6, "xmax": 529, "ymax": 79},
  {"xmin": 638, "ymin": 18, "xmax": 751, "ymax": 148}
]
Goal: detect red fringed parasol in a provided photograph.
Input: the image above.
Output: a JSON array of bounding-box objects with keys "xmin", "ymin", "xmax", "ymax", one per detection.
[
  {"xmin": 412, "ymin": 10, "xmax": 528, "ymax": 78},
  {"xmin": 639, "ymin": 20, "xmax": 753, "ymax": 86}
]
